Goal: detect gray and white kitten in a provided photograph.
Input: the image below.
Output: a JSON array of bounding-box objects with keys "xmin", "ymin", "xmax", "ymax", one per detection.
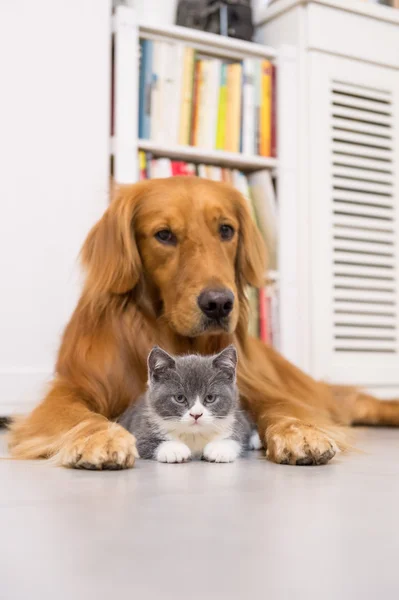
[{"xmin": 118, "ymin": 345, "xmax": 262, "ymax": 463}]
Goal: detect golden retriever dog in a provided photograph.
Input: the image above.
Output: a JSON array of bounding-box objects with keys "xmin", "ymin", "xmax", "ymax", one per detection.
[{"xmin": 8, "ymin": 177, "xmax": 399, "ymax": 468}]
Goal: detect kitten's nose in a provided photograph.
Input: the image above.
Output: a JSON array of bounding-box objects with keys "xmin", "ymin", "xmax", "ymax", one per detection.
[{"xmin": 190, "ymin": 412, "xmax": 203, "ymax": 421}]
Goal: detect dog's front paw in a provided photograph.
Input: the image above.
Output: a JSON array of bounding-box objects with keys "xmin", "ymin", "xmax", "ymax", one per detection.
[
  {"xmin": 59, "ymin": 424, "xmax": 138, "ymax": 470},
  {"xmin": 156, "ymin": 441, "xmax": 191, "ymax": 463},
  {"xmin": 203, "ymin": 439, "xmax": 241, "ymax": 463},
  {"xmin": 266, "ymin": 420, "xmax": 337, "ymax": 466}
]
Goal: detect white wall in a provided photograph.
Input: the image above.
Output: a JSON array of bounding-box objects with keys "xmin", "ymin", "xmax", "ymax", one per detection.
[{"xmin": 0, "ymin": 0, "xmax": 112, "ymax": 414}]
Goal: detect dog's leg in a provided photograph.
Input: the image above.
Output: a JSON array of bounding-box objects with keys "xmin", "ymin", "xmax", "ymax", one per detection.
[
  {"xmin": 251, "ymin": 397, "xmax": 342, "ymax": 466},
  {"xmin": 239, "ymin": 339, "xmax": 348, "ymax": 466},
  {"xmin": 8, "ymin": 380, "xmax": 138, "ymax": 469},
  {"xmin": 350, "ymin": 392, "xmax": 399, "ymax": 426}
]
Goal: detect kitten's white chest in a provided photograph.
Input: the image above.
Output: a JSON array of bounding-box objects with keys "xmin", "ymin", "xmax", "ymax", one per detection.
[
  {"xmin": 168, "ymin": 415, "xmax": 234, "ymax": 456},
  {"xmin": 176, "ymin": 430, "xmax": 215, "ymax": 454}
]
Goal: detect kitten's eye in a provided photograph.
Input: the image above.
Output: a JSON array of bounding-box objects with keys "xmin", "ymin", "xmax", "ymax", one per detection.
[
  {"xmin": 155, "ymin": 229, "xmax": 177, "ymax": 246},
  {"xmin": 219, "ymin": 224, "xmax": 235, "ymax": 241},
  {"xmin": 175, "ymin": 394, "xmax": 186, "ymax": 404},
  {"xmin": 205, "ymin": 394, "xmax": 216, "ymax": 403}
]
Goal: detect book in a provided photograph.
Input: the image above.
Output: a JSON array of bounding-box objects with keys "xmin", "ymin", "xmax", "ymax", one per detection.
[
  {"xmin": 215, "ymin": 63, "xmax": 228, "ymax": 150},
  {"xmin": 178, "ymin": 47, "xmax": 196, "ymax": 145},
  {"xmin": 196, "ymin": 59, "xmax": 221, "ymax": 149},
  {"xmin": 138, "ymin": 150, "xmax": 147, "ymax": 180},
  {"xmin": 225, "ymin": 63, "xmax": 242, "ymax": 153},
  {"xmin": 191, "ymin": 60, "xmax": 205, "ymax": 146},
  {"xmin": 247, "ymin": 286, "xmax": 259, "ymax": 338},
  {"xmin": 163, "ymin": 42, "xmax": 185, "ymax": 144},
  {"xmin": 254, "ymin": 59, "xmax": 262, "ymax": 154},
  {"xmin": 152, "ymin": 42, "xmax": 174, "ymax": 143},
  {"xmin": 171, "ymin": 161, "xmax": 196, "ymax": 176},
  {"xmin": 197, "ymin": 164, "xmax": 208, "ymax": 178},
  {"xmin": 248, "ymin": 170, "xmax": 278, "ymax": 269},
  {"xmin": 209, "ymin": 166, "xmax": 223, "ymax": 181},
  {"xmin": 260, "ymin": 60, "xmax": 272, "ymax": 157},
  {"xmin": 139, "ymin": 39, "xmax": 153, "ymax": 140},
  {"xmin": 271, "ymin": 63, "xmax": 277, "ymax": 157},
  {"xmin": 205, "ymin": 59, "xmax": 222, "ymax": 150},
  {"xmin": 151, "ymin": 157, "xmax": 172, "ymax": 178},
  {"xmin": 242, "ymin": 59, "xmax": 256, "ymax": 155}
]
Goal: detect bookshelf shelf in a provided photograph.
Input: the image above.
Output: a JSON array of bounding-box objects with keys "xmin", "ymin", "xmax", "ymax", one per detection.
[
  {"xmin": 134, "ymin": 139, "xmax": 277, "ymax": 171},
  {"xmin": 138, "ymin": 22, "xmax": 277, "ymax": 62}
]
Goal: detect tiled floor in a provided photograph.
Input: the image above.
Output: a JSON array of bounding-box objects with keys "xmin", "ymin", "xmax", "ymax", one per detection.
[{"xmin": 1, "ymin": 427, "xmax": 399, "ymax": 600}]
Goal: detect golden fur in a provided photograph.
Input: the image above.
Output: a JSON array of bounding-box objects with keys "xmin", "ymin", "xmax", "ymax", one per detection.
[{"xmin": 8, "ymin": 178, "xmax": 399, "ymax": 468}]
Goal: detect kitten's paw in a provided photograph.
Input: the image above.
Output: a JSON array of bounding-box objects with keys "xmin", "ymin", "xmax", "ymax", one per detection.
[
  {"xmin": 203, "ymin": 439, "xmax": 241, "ymax": 463},
  {"xmin": 156, "ymin": 441, "xmax": 191, "ymax": 464},
  {"xmin": 248, "ymin": 430, "xmax": 263, "ymax": 451}
]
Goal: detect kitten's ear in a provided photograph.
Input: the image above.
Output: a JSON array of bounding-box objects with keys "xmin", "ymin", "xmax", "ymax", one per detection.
[
  {"xmin": 212, "ymin": 345, "xmax": 237, "ymax": 381},
  {"xmin": 148, "ymin": 346, "xmax": 176, "ymax": 382}
]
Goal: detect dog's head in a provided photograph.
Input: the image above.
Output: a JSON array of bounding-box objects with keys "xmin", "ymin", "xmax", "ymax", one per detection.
[{"xmin": 82, "ymin": 177, "xmax": 266, "ymax": 337}]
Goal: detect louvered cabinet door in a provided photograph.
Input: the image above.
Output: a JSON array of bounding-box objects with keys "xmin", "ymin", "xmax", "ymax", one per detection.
[{"xmin": 308, "ymin": 53, "xmax": 399, "ymax": 385}]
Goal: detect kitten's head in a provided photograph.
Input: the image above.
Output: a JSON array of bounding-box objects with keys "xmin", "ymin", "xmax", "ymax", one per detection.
[{"xmin": 146, "ymin": 345, "xmax": 238, "ymax": 429}]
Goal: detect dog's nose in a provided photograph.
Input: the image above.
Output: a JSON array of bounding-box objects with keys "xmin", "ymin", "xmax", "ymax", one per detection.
[
  {"xmin": 190, "ymin": 412, "xmax": 203, "ymax": 421},
  {"xmin": 197, "ymin": 288, "xmax": 234, "ymax": 320}
]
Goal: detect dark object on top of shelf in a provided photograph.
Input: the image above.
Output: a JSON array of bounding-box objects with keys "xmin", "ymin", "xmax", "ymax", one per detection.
[{"xmin": 176, "ymin": 0, "xmax": 254, "ymax": 41}]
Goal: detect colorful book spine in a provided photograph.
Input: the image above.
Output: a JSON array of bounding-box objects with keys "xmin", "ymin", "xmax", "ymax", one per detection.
[
  {"xmin": 140, "ymin": 40, "xmax": 153, "ymax": 140},
  {"xmin": 271, "ymin": 64, "xmax": 277, "ymax": 157},
  {"xmin": 171, "ymin": 162, "xmax": 196, "ymax": 176},
  {"xmin": 225, "ymin": 63, "xmax": 242, "ymax": 153},
  {"xmin": 163, "ymin": 42, "xmax": 184, "ymax": 145},
  {"xmin": 178, "ymin": 47, "xmax": 196, "ymax": 145},
  {"xmin": 138, "ymin": 150, "xmax": 147, "ymax": 180},
  {"xmin": 191, "ymin": 60, "xmax": 204, "ymax": 146},
  {"xmin": 254, "ymin": 60, "xmax": 262, "ymax": 155},
  {"xmin": 247, "ymin": 286, "xmax": 259, "ymax": 338},
  {"xmin": 204, "ymin": 59, "xmax": 221, "ymax": 150},
  {"xmin": 170, "ymin": 43, "xmax": 185, "ymax": 144},
  {"xmin": 215, "ymin": 63, "xmax": 228, "ymax": 150},
  {"xmin": 242, "ymin": 59, "xmax": 256, "ymax": 155},
  {"xmin": 260, "ymin": 60, "xmax": 272, "ymax": 157},
  {"xmin": 196, "ymin": 59, "xmax": 220, "ymax": 149}
]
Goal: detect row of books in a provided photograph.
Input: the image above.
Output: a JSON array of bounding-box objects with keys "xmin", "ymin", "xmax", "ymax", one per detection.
[
  {"xmin": 247, "ymin": 283, "xmax": 279, "ymax": 346},
  {"xmin": 138, "ymin": 152, "xmax": 279, "ymax": 345},
  {"xmin": 138, "ymin": 40, "xmax": 276, "ymax": 157}
]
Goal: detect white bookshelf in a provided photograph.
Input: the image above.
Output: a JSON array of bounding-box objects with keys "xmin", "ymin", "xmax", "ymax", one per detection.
[
  {"xmin": 111, "ymin": 6, "xmax": 278, "ymax": 182},
  {"xmin": 111, "ymin": 6, "xmax": 300, "ymax": 364}
]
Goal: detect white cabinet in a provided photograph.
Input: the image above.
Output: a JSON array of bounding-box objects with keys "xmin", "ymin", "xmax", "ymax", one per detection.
[
  {"xmin": 0, "ymin": 0, "xmax": 112, "ymax": 414},
  {"xmin": 309, "ymin": 53, "xmax": 399, "ymax": 386},
  {"xmin": 256, "ymin": 0, "xmax": 399, "ymax": 392}
]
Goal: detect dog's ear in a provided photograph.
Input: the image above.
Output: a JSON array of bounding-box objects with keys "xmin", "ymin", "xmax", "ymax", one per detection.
[
  {"xmin": 236, "ymin": 194, "xmax": 267, "ymax": 287},
  {"xmin": 81, "ymin": 184, "xmax": 143, "ymax": 296}
]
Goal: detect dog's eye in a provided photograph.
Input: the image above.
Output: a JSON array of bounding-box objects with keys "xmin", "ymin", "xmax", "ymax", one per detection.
[
  {"xmin": 175, "ymin": 394, "xmax": 186, "ymax": 404},
  {"xmin": 219, "ymin": 224, "xmax": 235, "ymax": 241},
  {"xmin": 155, "ymin": 229, "xmax": 176, "ymax": 245},
  {"xmin": 205, "ymin": 394, "xmax": 216, "ymax": 404}
]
